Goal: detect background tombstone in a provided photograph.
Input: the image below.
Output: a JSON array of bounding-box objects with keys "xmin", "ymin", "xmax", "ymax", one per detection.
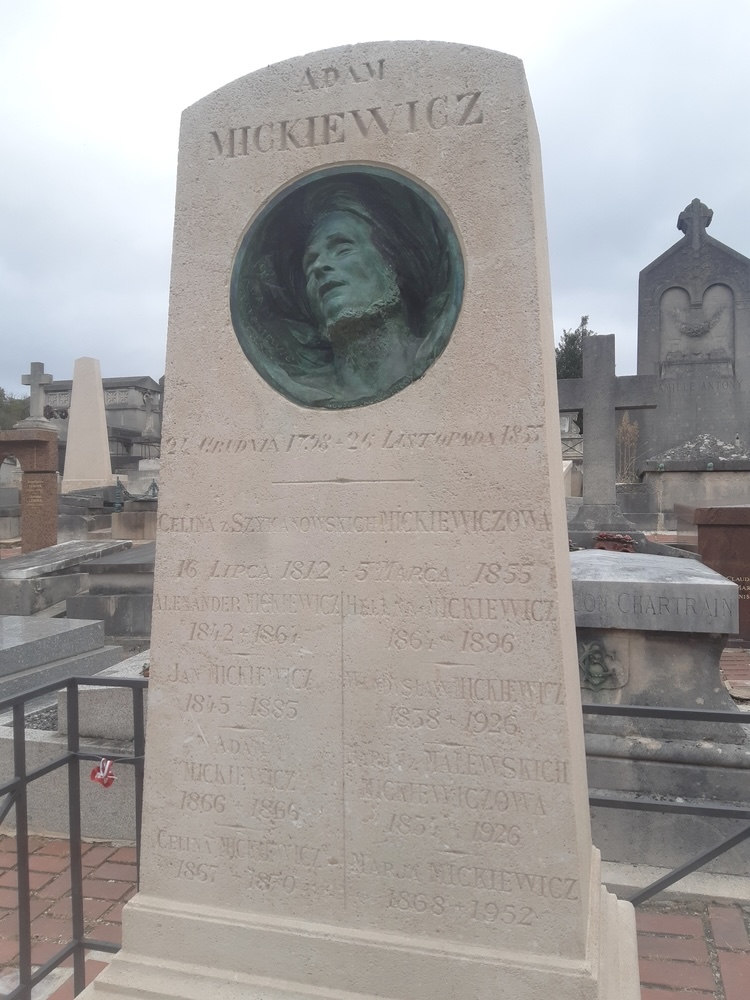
[
  {"xmin": 0, "ymin": 362, "xmax": 60, "ymax": 552},
  {"xmin": 635, "ymin": 200, "xmax": 750, "ymax": 508},
  {"xmin": 559, "ymin": 335, "xmax": 656, "ymax": 542},
  {"xmin": 85, "ymin": 42, "xmax": 638, "ymax": 1000},
  {"xmin": 0, "ymin": 429, "xmax": 57, "ymax": 552},
  {"xmin": 61, "ymin": 357, "xmax": 115, "ymax": 494}
]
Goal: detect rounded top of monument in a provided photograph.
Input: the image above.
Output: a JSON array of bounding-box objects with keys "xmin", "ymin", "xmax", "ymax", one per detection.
[{"xmin": 182, "ymin": 41, "xmax": 524, "ymax": 113}]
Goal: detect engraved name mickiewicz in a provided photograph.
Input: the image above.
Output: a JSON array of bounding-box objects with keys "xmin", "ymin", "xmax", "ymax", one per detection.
[
  {"xmin": 427, "ymin": 865, "xmax": 579, "ymax": 900},
  {"xmin": 355, "ymin": 675, "xmax": 564, "ymax": 705},
  {"xmin": 157, "ymin": 510, "xmax": 552, "ymax": 534},
  {"xmin": 348, "ymin": 855, "xmax": 578, "ymax": 899},
  {"xmin": 209, "ymin": 92, "xmax": 484, "ymax": 158},
  {"xmin": 361, "ymin": 758, "xmax": 570, "ymax": 799}
]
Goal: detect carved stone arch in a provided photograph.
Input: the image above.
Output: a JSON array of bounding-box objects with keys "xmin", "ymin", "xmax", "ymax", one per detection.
[{"xmin": 659, "ymin": 282, "xmax": 735, "ymax": 371}]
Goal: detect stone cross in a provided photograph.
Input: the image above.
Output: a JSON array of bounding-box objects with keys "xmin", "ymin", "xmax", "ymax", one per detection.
[
  {"xmin": 21, "ymin": 363, "xmax": 53, "ymax": 420},
  {"xmin": 677, "ymin": 198, "xmax": 713, "ymax": 251},
  {"xmin": 558, "ymin": 335, "xmax": 658, "ymax": 532}
]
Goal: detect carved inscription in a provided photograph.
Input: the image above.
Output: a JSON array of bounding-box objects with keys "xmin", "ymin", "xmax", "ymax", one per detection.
[
  {"xmin": 659, "ymin": 377, "xmax": 740, "ymax": 394},
  {"xmin": 163, "ymin": 427, "xmax": 541, "ymax": 456},
  {"xmin": 295, "ymin": 59, "xmax": 386, "ymax": 91},
  {"xmin": 573, "ymin": 590, "xmax": 734, "ymax": 619},
  {"xmin": 209, "ymin": 92, "xmax": 484, "ymax": 159},
  {"xmin": 24, "ymin": 480, "xmax": 44, "ymax": 508},
  {"xmin": 158, "ymin": 509, "xmax": 552, "ymax": 535},
  {"xmin": 153, "ymin": 455, "xmax": 571, "ymax": 938}
]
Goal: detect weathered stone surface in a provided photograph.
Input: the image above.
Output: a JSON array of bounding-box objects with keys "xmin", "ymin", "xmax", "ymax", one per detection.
[
  {"xmin": 0, "ymin": 573, "xmax": 87, "ymax": 616},
  {"xmin": 85, "ymin": 542, "xmax": 155, "ymax": 593},
  {"xmin": 572, "ymin": 547, "xmax": 744, "ymax": 733},
  {"xmin": 84, "ymin": 41, "xmax": 638, "ymax": 1000},
  {"xmin": 57, "ymin": 653, "xmax": 149, "ymax": 741},
  {"xmin": 588, "ymin": 734, "xmax": 750, "ymax": 874},
  {"xmin": 111, "ymin": 510, "xmax": 157, "ymax": 540},
  {"xmin": 67, "ymin": 593, "xmax": 152, "ymax": 638},
  {"xmin": 0, "ymin": 539, "xmax": 132, "ymax": 580},
  {"xmin": 570, "ymin": 550, "xmax": 738, "ymax": 633}
]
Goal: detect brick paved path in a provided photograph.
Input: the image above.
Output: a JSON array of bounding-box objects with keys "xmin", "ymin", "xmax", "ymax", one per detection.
[
  {"xmin": 719, "ymin": 647, "xmax": 750, "ymax": 699},
  {"xmin": 0, "ymin": 835, "xmax": 747, "ymax": 998},
  {"xmin": 0, "ymin": 835, "xmax": 135, "ymax": 1000}
]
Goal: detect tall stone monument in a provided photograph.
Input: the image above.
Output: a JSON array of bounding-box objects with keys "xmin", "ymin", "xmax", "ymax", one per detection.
[
  {"xmin": 61, "ymin": 357, "xmax": 114, "ymax": 493},
  {"xmin": 86, "ymin": 42, "xmax": 638, "ymax": 1000}
]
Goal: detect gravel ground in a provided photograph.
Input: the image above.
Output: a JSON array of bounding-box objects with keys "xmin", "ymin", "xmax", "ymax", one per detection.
[{"xmin": 23, "ymin": 705, "xmax": 58, "ymax": 731}]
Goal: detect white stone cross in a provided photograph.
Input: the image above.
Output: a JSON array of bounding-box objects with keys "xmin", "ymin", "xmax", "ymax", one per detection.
[{"xmin": 21, "ymin": 362, "xmax": 53, "ymax": 420}]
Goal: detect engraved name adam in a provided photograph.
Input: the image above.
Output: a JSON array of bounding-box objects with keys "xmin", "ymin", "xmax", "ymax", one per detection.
[
  {"xmin": 295, "ymin": 58, "xmax": 385, "ymax": 91},
  {"xmin": 209, "ymin": 92, "xmax": 483, "ymax": 158}
]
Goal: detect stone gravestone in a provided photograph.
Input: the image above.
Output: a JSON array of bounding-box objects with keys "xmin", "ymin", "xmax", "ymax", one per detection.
[
  {"xmin": 85, "ymin": 42, "xmax": 637, "ymax": 1000},
  {"xmin": 558, "ymin": 336, "xmax": 657, "ymax": 540},
  {"xmin": 636, "ymin": 200, "xmax": 750, "ymax": 507},
  {"xmin": 61, "ymin": 357, "xmax": 114, "ymax": 494}
]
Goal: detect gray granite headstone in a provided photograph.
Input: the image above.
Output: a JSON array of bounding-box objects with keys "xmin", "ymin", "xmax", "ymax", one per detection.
[
  {"xmin": 0, "ymin": 616, "xmax": 123, "ymax": 699},
  {"xmin": 637, "ymin": 200, "xmax": 750, "ymax": 464}
]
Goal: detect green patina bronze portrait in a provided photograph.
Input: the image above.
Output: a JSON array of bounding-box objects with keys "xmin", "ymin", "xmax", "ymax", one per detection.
[{"xmin": 230, "ymin": 167, "xmax": 464, "ymax": 409}]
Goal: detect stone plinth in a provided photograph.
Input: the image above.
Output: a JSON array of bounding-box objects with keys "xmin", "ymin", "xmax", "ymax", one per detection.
[
  {"xmin": 571, "ymin": 552, "xmax": 750, "ymax": 874},
  {"xmin": 571, "ymin": 550, "xmax": 742, "ymax": 740},
  {"xmin": 83, "ymin": 41, "xmax": 638, "ymax": 1000},
  {"xmin": 0, "ymin": 428, "xmax": 58, "ymax": 553}
]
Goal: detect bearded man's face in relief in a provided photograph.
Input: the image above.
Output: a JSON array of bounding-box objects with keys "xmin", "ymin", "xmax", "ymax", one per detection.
[{"xmin": 302, "ymin": 211, "xmax": 402, "ymax": 337}]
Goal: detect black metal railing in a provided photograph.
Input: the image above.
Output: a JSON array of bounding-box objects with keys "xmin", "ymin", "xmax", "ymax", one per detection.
[
  {"xmin": 583, "ymin": 702, "xmax": 750, "ymax": 905},
  {"xmin": 0, "ymin": 676, "xmax": 147, "ymax": 1000},
  {"xmin": 1, "ymin": 684, "xmax": 747, "ymax": 997}
]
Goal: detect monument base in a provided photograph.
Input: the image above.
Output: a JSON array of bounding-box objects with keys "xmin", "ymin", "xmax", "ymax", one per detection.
[
  {"xmin": 82, "ymin": 850, "xmax": 638, "ymax": 1000},
  {"xmin": 61, "ymin": 477, "xmax": 116, "ymax": 493}
]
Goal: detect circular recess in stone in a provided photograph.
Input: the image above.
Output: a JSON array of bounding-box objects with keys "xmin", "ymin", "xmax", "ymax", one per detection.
[{"xmin": 230, "ymin": 166, "xmax": 464, "ymax": 409}]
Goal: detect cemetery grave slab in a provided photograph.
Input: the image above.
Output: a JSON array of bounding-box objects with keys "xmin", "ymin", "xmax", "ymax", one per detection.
[
  {"xmin": 0, "ymin": 540, "xmax": 132, "ymax": 581},
  {"xmin": 0, "ymin": 616, "xmax": 124, "ymax": 700}
]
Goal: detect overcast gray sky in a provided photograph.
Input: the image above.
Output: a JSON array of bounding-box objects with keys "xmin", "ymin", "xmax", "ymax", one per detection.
[{"xmin": 1, "ymin": 0, "xmax": 748, "ymax": 393}]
